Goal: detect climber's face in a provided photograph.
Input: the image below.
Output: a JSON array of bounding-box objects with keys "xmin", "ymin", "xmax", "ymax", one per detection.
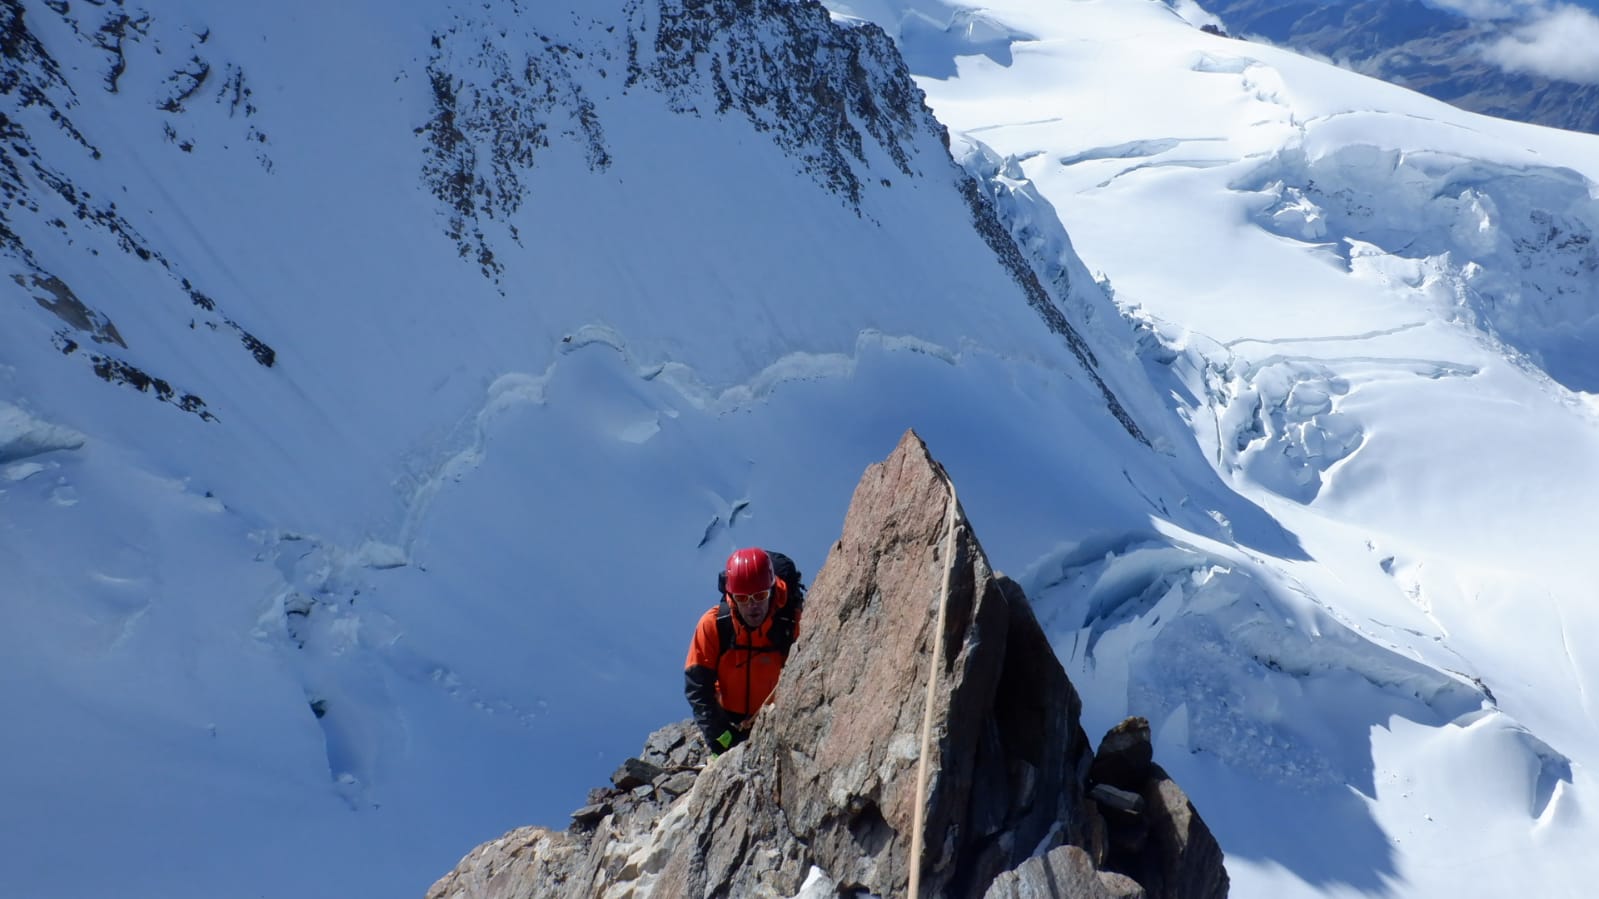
[{"xmin": 731, "ymin": 588, "xmax": 771, "ymax": 628}]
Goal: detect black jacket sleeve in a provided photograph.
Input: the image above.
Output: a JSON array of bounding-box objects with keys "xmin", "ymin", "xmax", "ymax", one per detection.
[{"xmin": 685, "ymin": 665, "xmax": 732, "ymax": 749}]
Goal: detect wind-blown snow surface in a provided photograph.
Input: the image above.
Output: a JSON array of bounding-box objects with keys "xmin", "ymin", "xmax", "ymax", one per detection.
[
  {"xmin": 829, "ymin": 0, "xmax": 1599, "ymax": 896},
  {"xmin": 2, "ymin": 1, "xmax": 1596, "ymax": 898}
]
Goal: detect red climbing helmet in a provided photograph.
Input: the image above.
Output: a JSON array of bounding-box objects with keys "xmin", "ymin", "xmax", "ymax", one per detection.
[{"xmin": 724, "ymin": 547, "xmax": 776, "ymax": 598}]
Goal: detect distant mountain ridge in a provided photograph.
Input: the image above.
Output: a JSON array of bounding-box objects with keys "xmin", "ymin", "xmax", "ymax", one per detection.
[{"xmin": 1192, "ymin": 0, "xmax": 1599, "ymax": 134}]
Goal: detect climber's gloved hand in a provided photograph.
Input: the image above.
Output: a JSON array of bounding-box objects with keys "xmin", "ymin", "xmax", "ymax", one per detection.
[{"xmin": 708, "ymin": 728, "xmax": 744, "ymax": 759}]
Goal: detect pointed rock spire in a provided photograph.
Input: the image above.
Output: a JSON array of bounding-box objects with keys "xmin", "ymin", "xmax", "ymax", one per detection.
[{"xmin": 426, "ymin": 430, "xmax": 1226, "ymax": 899}]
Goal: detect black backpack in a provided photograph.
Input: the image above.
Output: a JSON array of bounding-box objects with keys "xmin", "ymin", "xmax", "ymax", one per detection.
[{"xmin": 714, "ymin": 550, "xmax": 806, "ymax": 657}]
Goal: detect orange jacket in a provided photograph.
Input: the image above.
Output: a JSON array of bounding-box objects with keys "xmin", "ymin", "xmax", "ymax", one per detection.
[{"xmin": 684, "ymin": 579, "xmax": 797, "ymax": 722}]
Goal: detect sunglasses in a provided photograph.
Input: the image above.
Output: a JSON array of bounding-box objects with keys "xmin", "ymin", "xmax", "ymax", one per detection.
[{"xmin": 729, "ymin": 589, "xmax": 771, "ymax": 604}]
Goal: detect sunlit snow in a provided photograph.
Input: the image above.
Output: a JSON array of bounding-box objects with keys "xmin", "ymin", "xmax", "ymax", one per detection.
[
  {"xmin": 841, "ymin": 0, "xmax": 1599, "ymax": 896},
  {"xmin": 2, "ymin": 0, "xmax": 1597, "ymax": 897}
]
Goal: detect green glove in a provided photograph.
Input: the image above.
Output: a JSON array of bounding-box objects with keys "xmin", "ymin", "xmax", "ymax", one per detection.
[{"xmin": 715, "ymin": 730, "xmax": 735, "ymax": 750}]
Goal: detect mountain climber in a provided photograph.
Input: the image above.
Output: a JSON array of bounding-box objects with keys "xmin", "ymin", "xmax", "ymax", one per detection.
[{"xmin": 684, "ymin": 547, "xmax": 802, "ymax": 756}]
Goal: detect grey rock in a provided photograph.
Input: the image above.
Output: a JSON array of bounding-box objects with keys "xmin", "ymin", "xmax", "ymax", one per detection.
[
  {"xmin": 569, "ymin": 803, "xmax": 611, "ymax": 828},
  {"xmin": 984, "ymin": 845, "xmax": 1146, "ymax": 899},
  {"xmin": 1089, "ymin": 784, "xmax": 1145, "ymax": 814},
  {"xmin": 1091, "ymin": 720, "xmax": 1227, "ymax": 899},
  {"xmin": 611, "ymin": 758, "xmax": 663, "ymax": 791},
  {"xmin": 1134, "ymin": 767, "xmax": 1229, "ymax": 899},
  {"xmin": 426, "ymin": 827, "xmax": 579, "ymax": 899},
  {"xmin": 1090, "ymin": 717, "xmax": 1154, "ymax": 791},
  {"xmin": 632, "ymin": 0, "xmax": 936, "ymax": 210},
  {"xmin": 643, "ymin": 726, "xmax": 686, "ymax": 764},
  {"xmin": 654, "ymin": 770, "xmax": 697, "ymax": 799}
]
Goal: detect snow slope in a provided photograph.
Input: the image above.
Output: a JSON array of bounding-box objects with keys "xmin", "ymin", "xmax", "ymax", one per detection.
[
  {"xmin": 828, "ymin": 0, "xmax": 1599, "ymax": 895},
  {"xmin": 0, "ymin": 0, "xmax": 1174, "ymax": 895}
]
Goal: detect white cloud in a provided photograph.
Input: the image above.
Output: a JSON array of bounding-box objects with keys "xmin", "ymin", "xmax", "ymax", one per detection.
[{"xmin": 1482, "ymin": 4, "xmax": 1599, "ymax": 83}]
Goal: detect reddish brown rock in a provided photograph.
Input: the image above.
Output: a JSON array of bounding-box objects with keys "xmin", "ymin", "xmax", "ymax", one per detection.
[{"xmin": 425, "ymin": 430, "xmax": 1227, "ymax": 899}]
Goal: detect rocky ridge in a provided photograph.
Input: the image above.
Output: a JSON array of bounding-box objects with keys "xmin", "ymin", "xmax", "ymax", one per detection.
[
  {"xmin": 2, "ymin": 0, "xmax": 276, "ymax": 421},
  {"xmin": 426, "ymin": 430, "xmax": 1226, "ymax": 898},
  {"xmin": 411, "ymin": 0, "xmax": 1150, "ymax": 443},
  {"xmin": 5, "ymin": 0, "xmax": 1147, "ymax": 443}
]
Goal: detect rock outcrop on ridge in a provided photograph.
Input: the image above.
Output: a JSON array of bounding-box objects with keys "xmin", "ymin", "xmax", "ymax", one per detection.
[{"xmin": 426, "ymin": 430, "xmax": 1227, "ymax": 898}]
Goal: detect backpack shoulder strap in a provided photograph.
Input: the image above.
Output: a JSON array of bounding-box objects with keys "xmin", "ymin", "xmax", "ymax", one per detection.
[
  {"xmin": 715, "ymin": 598, "xmax": 736, "ymax": 655},
  {"xmin": 769, "ymin": 582, "xmax": 803, "ymax": 657}
]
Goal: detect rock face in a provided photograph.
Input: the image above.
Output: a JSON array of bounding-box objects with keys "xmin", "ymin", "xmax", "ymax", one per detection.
[
  {"xmin": 426, "ymin": 430, "xmax": 1227, "ymax": 899},
  {"xmin": 985, "ymin": 846, "xmax": 1144, "ymax": 899},
  {"xmin": 1088, "ymin": 718, "xmax": 1226, "ymax": 899}
]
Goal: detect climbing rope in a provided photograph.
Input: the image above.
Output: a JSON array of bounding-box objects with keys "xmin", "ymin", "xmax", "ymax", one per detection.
[{"xmin": 908, "ymin": 466, "xmax": 960, "ymax": 899}]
